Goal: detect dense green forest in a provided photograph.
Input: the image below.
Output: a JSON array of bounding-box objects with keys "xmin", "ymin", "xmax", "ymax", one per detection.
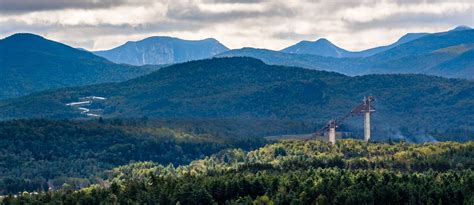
[
  {"xmin": 0, "ymin": 119, "xmax": 267, "ymax": 194},
  {"xmin": 4, "ymin": 140, "xmax": 473, "ymax": 204},
  {"xmin": 1, "ymin": 57, "xmax": 473, "ymax": 142}
]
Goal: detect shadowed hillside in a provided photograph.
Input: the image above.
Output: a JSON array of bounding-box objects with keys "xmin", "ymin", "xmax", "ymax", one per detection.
[
  {"xmin": 0, "ymin": 57, "xmax": 472, "ymax": 141},
  {"xmin": 0, "ymin": 33, "xmax": 160, "ymax": 100}
]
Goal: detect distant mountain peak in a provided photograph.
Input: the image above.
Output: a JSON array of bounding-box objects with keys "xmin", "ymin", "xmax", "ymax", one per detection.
[
  {"xmin": 1, "ymin": 32, "xmax": 92, "ymax": 57},
  {"xmin": 125, "ymin": 36, "xmax": 223, "ymax": 45},
  {"xmin": 281, "ymin": 37, "xmax": 348, "ymax": 58},
  {"xmin": 3, "ymin": 33, "xmax": 44, "ymax": 41},
  {"xmin": 0, "ymin": 33, "xmax": 157, "ymax": 100},
  {"xmin": 310, "ymin": 38, "xmax": 339, "ymax": 48},
  {"xmin": 94, "ymin": 36, "xmax": 229, "ymax": 65},
  {"xmin": 315, "ymin": 38, "xmax": 330, "ymax": 43},
  {"xmin": 451, "ymin": 25, "xmax": 472, "ymax": 31},
  {"xmin": 394, "ymin": 32, "xmax": 428, "ymax": 45}
]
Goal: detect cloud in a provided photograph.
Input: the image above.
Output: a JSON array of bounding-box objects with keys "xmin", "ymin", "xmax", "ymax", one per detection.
[
  {"xmin": 0, "ymin": 0, "xmax": 138, "ymax": 13},
  {"xmin": 0, "ymin": 0, "xmax": 472, "ymax": 51},
  {"xmin": 166, "ymin": 1, "xmax": 293, "ymax": 23},
  {"xmin": 204, "ymin": 0, "xmax": 264, "ymax": 3}
]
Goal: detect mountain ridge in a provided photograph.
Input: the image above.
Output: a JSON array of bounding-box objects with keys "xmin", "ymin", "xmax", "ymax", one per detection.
[
  {"xmin": 1, "ymin": 57, "xmax": 472, "ymax": 140},
  {"xmin": 281, "ymin": 38, "xmax": 350, "ymax": 57},
  {"xmin": 218, "ymin": 29, "xmax": 474, "ymax": 79},
  {"xmin": 93, "ymin": 36, "xmax": 229, "ymax": 65},
  {"xmin": 280, "ymin": 32, "xmax": 429, "ymax": 58},
  {"xmin": 0, "ymin": 33, "xmax": 160, "ymax": 100}
]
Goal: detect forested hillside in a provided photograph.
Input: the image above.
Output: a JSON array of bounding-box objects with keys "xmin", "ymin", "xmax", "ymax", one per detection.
[
  {"xmin": 1, "ymin": 57, "xmax": 473, "ymax": 141},
  {"xmin": 5, "ymin": 140, "xmax": 473, "ymax": 204},
  {"xmin": 0, "ymin": 33, "xmax": 160, "ymax": 100},
  {"xmin": 0, "ymin": 119, "xmax": 266, "ymax": 194}
]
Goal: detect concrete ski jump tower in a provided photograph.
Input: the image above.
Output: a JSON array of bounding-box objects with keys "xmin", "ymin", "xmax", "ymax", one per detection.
[
  {"xmin": 310, "ymin": 96, "xmax": 375, "ymax": 143},
  {"xmin": 361, "ymin": 96, "xmax": 375, "ymax": 142},
  {"xmin": 328, "ymin": 120, "xmax": 337, "ymax": 145}
]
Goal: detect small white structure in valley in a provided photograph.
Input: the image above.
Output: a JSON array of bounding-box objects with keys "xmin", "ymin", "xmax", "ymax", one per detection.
[{"xmin": 65, "ymin": 96, "xmax": 107, "ymax": 118}]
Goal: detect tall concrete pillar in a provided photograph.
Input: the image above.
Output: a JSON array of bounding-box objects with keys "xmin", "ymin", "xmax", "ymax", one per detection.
[
  {"xmin": 364, "ymin": 112, "xmax": 370, "ymax": 142},
  {"xmin": 329, "ymin": 127, "xmax": 336, "ymax": 145},
  {"xmin": 328, "ymin": 120, "xmax": 336, "ymax": 145}
]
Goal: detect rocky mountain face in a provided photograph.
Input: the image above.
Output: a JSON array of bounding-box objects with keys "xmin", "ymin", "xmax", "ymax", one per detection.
[{"xmin": 94, "ymin": 36, "xmax": 229, "ymax": 65}]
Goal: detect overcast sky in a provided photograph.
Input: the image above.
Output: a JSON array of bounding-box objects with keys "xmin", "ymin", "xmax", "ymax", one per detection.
[{"xmin": 0, "ymin": 0, "xmax": 472, "ymax": 51}]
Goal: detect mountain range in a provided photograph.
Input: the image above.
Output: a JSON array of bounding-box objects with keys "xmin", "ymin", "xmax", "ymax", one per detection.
[
  {"xmin": 1, "ymin": 26, "xmax": 471, "ymax": 101},
  {"xmin": 0, "ymin": 26, "xmax": 473, "ymax": 141},
  {"xmin": 218, "ymin": 27, "xmax": 474, "ymax": 79},
  {"xmin": 0, "ymin": 57, "xmax": 472, "ymax": 140},
  {"xmin": 93, "ymin": 36, "xmax": 229, "ymax": 66},
  {"xmin": 280, "ymin": 33, "xmax": 428, "ymax": 58},
  {"xmin": 0, "ymin": 33, "xmax": 160, "ymax": 100}
]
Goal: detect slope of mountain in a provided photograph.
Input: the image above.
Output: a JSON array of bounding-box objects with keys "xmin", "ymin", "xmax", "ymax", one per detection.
[
  {"xmin": 219, "ymin": 29, "xmax": 474, "ymax": 79},
  {"xmin": 364, "ymin": 29, "xmax": 474, "ymax": 76},
  {"xmin": 0, "ymin": 33, "xmax": 159, "ymax": 100},
  {"xmin": 429, "ymin": 48, "xmax": 474, "ymax": 78},
  {"xmin": 281, "ymin": 33, "xmax": 427, "ymax": 58},
  {"xmin": 94, "ymin": 36, "xmax": 229, "ymax": 65},
  {"xmin": 369, "ymin": 29, "xmax": 474, "ymax": 62},
  {"xmin": 450, "ymin": 25, "xmax": 472, "ymax": 32},
  {"xmin": 0, "ymin": 57, "xmax": 472, "ymax": 140},
  {"xmin": 216, "ymin": 47, "xmax": 366, "ymax": 75},
  {"xmin": 347, "ymin": 32, "xmax": 428, "ymax": 57},
  {"xmin": 281, "ymin": 38, "xmax": 350, "ymax": 57}
]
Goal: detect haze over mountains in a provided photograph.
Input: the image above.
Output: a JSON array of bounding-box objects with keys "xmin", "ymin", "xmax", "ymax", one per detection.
[{"xmin": 94, "ymin": 36, "xmax": 229, "ymax": 65}]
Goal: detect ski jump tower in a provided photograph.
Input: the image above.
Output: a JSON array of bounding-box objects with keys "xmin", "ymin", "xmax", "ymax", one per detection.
[
  {"xmin": 311, "ymin": 96, "xmax": 375, "ymax": 144},
  {"xmin": 328, "ymin": 120, "xmax": 337, "ymax": 144},
  {"xmin": 361, "ymin": 96, "xmax": 375, "ymax": 142}
]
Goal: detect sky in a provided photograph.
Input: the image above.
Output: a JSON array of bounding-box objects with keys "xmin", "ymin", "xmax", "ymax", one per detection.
[{"xmin": 0, "ymin": 0, "xmax": 473, "ymax": 51}]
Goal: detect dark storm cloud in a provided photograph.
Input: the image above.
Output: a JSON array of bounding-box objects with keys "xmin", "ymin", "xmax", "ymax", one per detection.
[{"xmin": 0, "ymin": 0, "xmax": 129, "ymax": 13}]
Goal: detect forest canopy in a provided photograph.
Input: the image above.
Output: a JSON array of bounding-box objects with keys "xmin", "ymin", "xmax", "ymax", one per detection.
[{"xmin": 4, "ymin": 139, "xmax": 473, "ymax": 204}]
